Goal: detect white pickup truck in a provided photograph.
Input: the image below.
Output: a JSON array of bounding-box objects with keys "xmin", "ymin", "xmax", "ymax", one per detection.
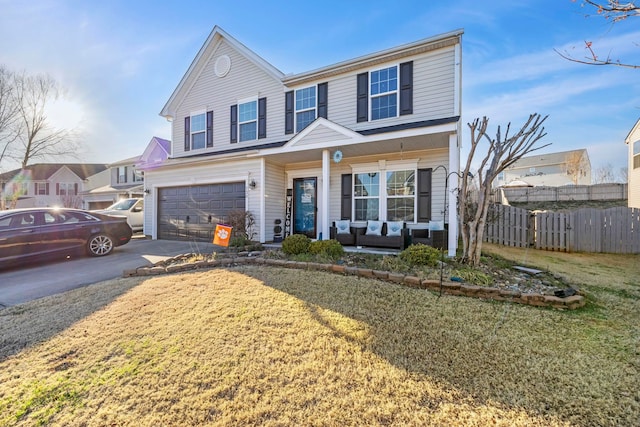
[{"xmin": 95, "ymin": 198, "xmax": 144, "ymax": 232}]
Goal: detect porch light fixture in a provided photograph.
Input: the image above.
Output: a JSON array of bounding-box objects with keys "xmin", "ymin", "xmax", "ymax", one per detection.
[
  {"xmin": 248, "ymin": 179, "xmax": 257, "ymax": 190},
  {"xmin": 144, "ymin": 189, "xmax": 150, "ymax": 195}
]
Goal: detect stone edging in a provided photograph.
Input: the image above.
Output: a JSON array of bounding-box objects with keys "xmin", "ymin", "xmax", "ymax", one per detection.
[{"xmin": 123, "ymin": 253, "xmax": 585, "ymax": 310}]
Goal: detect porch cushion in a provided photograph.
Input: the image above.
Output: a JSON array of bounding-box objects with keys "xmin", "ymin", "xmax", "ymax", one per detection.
[
  {"xmin": 386, "ymin": 221, "xmax": 403, "ymax": 237},
  {"xmin": 366, "ymin": 220, "xmax": 382, "ymax": 236},
  {"xmin": 335, "ymin": 220, "xmax": 351, "ymax": 234},
  {"xmin": 430, "ymin": 220, "xmax": 445, "ymax": 231}
]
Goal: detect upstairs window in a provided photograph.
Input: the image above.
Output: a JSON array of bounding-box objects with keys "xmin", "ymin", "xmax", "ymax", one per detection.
[
  {"xmin": 133, "ymin": 169, "xmax": 143, "ymax": 182},
  {"xmin": 370, "ymin": 66, "xmax": 398, "ymax": 120},
  {"xmin": 634, "ymin": 140, "xmax": 640, "ymax": 169},
  {"xmin": 117, "ymin": 166, "xmax": 127, "ymax": 184},
  {"xmin": 57, "ymin": 183, "xmax": 77, "ymax": 196},
  {"xmin": 239, "ymin": 100, "xmax": 257, "ymax": 142},
  {"xmin": 190, "ymin": 113, "xmax": 206, "ymax": 149},
  {"xmin": 296, "ymin": 86, "xmax": 316, "ymax": 132},
  {"xmin": 35, "ymin": 182, "xmax": 48, "ymax": 195}
]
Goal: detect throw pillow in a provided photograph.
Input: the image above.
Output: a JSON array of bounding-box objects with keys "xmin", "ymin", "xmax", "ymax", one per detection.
[
  {"xmin": 386, "ymin": 221, "xmax": 403, "ymax": 237},
  {"xmin": 430, "ymin": 220, "xmax": 445, "ymax": 231},
  {"xmin": 335, "ymin": 220, "xmax": 351, "ymax": 234},
  {"xmin": 366, "ymin": 220, "xmax": 382, "ymax": 236}
]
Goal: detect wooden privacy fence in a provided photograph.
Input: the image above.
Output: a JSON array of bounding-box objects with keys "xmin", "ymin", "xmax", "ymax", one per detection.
[{"xmin": 483, "ymin": 205, "xmax": 640, "ymax": 254}]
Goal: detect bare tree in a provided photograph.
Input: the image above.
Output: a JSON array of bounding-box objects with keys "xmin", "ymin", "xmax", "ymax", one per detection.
[
  {"xmin": 563, "ymin": 151, "xmax": 585, "ymax": 184},
  {"xmin": 11, "ymin": 71, "xmax": 79, "ymax": 168},
  {"xmin": 459, "ymin": 114, "xmax": 550, "ymax": 266},
  {"xmin": 619, "ymin": 166, "xmax": 628, "ymax": 182},
  {"xmin": 593, "ymin": 163, "xmax": 617, "ymax": 183},
  {"xmin": 556, "ymin": 1, "xmax": 640, "ymax": 68},
  {"xmin": 0, "ymin": 66, "xmax": 19, "ymax": 170}
]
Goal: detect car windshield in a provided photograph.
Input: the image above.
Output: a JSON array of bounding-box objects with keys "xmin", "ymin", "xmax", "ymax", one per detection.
[{"xmin": 106, "ymin": 199, "xmax": 137, "ymax": 211}]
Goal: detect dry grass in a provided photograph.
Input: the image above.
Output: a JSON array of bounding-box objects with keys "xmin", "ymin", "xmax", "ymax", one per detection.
[{"xmin": 0, "ymin": 248, "xmax": 638, "ymax": 426}]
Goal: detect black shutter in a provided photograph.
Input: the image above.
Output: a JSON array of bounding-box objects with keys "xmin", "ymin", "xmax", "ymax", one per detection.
[
  {"xmin": 45, "ymin": 182, "xmax": 49, "ymax": 195},
  {"xmin": 124, "ymin": 166, "xmax": 128, "ymax": 183},
  {"xmin": 206, "ymin": 111, "xmax": 213, "ymax": 148},
  {"xmin": 317, "ymin": 82, "xmax": 328, "ymax": 119},
  {"xmin": 184, "ymin": 116, "xmax": 190, "ymax": 152},
  {"xmin": 341, "ymin": 173, "xmax": 352, "ymax": 220},
  {"xmin": 34, "ymin": 183, "xmax": 37, "ymax": 194},
  {"xmin": 56, "ymin": 183, "xmax": 60, "ymax": 195},
  {"xmin": 258, "ymin": 97, "xmax": 267, "ymax": 139},
  {"xmin": 74, "ymin": 183, "xmax": 78, "ymax": 195},
  {"xmin": 230, "ymin": 104, "xmax": 238, "ymax": 143},
  {"xmin": 285, "ymin": 91, "xmax": 294, "ymax": 134},
  {"xmin": 356, "ymin": 72, "xmax": 368, "ymax": 122},
  {"xmin": 417, "ymin": 168, "xmax": 432, "ymax": 222},
  {"xmin": 400, "ymin": 61, "xmax": 413, "ymax": 116}
]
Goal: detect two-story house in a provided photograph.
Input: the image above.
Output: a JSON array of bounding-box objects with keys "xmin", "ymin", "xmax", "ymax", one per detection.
[
  {"xmin": 141, "ymin": 26, "xmax": 463, "ymax": 255},
  {"xmin": 83, "ymin": 137, "xmax": 170, "ymax": 209},
  {"xmin": 495, "ymin": 149, "xmax": 592, "ymax": 187},
  {"xmin": 0, "ymin": 163, "xmax": 108, "ymax": 209}
]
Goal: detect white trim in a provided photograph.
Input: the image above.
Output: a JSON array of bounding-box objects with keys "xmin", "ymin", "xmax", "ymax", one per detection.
[
  {"xmin": 454, "ymin": 43, "xmax": 462, "ymax": 117},
  {"xmin": 448, "ymin": 133, "xmax": 459, "ymax": 256},
  {"xmin": 322, "ymin": 149, "xmax": 330, "ymax": 240},
  {"xmin": 259, "ymin": 157, "xmax": 266, "ymax": 243}
]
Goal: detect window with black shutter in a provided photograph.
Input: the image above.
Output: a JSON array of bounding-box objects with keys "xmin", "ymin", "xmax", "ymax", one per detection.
[{"xmin": 399, "ymin": 61, "xmax": 413, "ymax": 116}]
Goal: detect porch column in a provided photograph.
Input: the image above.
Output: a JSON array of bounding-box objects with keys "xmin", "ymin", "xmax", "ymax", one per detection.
[
  {"xmin": 322, "ymin": 149, "xmax": 330, "ymax": 240},
  {"xmin": 448, "ymin": 133, "xmax": 459, "ymax": 256}
]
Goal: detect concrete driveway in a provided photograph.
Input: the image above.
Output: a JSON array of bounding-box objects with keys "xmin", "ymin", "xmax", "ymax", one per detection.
[{"xmin": 0, "ymin": 236, "xmax": 218, "ymax": 308}]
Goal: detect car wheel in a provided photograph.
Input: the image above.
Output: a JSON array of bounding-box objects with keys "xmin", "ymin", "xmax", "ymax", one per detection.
[{"xmin": 87, "ymin": 234, "xmax": 114, "ymax": 256}]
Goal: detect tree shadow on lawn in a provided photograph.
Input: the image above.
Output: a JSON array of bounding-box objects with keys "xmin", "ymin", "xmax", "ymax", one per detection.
[
  {"xmin": 0, "ymin": 276, "xmax": 144, "ymax": 362},
  {"xmin": 243, "ymin": 266, "xmax": 636, "ymax": 426}
]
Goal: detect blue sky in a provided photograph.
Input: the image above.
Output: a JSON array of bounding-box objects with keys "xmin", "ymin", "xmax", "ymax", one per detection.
[{"xmin": 0, "ymin": 0, "xmax": 638, "ymax": 177}]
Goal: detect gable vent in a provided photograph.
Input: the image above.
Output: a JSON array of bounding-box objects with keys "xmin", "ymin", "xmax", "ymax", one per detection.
[{"xmin": 214, "ymin": 55, "xmax": 231, "ymax": 78}]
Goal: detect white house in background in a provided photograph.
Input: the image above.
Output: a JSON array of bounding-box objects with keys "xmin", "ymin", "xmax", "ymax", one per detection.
[
  {"xmin": 495, "ymin": 149, "xmax": 592, "ymax": 187},
  {"xmin": 625, "ymin": 118, "xmax": 640, "ymax": 208},
  {"xmin": 0, "ymin": 163, "xmax": 108, "ymax": 209},
  {"xmin": 83, "ymin": 137, "xmax": 170, "ymax": 210},
  {"xmin": 140, "ymin": 26, "xmax": 463, "ymax": 255}
]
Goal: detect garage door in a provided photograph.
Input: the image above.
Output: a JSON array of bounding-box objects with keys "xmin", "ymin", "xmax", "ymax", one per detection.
[{"xmin": 157, "ymin": 182, "xmax": 245, "ymax": 241}]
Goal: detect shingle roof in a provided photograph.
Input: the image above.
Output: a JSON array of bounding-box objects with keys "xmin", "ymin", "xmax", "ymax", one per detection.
[{"xmin": 0, "ymin": 163, "xmax": 108, "ymax": 182}]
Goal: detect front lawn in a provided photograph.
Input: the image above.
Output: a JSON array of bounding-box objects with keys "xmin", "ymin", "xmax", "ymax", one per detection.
[{"xmin": 0, "ymin": 246, "xmax": 638, "ymax": 426}]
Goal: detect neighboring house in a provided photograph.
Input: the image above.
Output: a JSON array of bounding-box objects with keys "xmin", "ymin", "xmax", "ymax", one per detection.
[
  {"xmin": 625, "ymin": 118, "xmax": 640, "ymax": 208},
  {"xmin": 140, "ymin": 26, "xmax": 463, "ymax": 255},
  {"xmin": 0, "ymin": 163, "xmax": 108, "ymax": 209},
  {"xmin": 82, "ymin": 156, "xmax": 144, "ymax": 210},
  {"xmin": 495, "ymin": 149, "xmax": 591, "ymax": 187},
  {"xmin": 82, "ymin": 137, "xmax": 170, "ymax": 210}
]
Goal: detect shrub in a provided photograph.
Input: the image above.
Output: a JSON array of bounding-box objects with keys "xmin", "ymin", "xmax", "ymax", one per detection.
[
  {"xmin": 309, "ymin": 239, "xmax": 344, "ymax": 260},
  {"xmin": 400, "ymin": 244, "xmax": 442, "ymax": 267},
  {"xmin": 281, "ymin": 234, "xmax": 311, "ymax": 255}
]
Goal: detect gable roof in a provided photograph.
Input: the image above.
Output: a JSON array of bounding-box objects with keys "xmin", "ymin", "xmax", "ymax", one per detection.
[
  {"xmin": 506, "ymin": 149, "xmax": 589, "ymax": 170},
  {"xmin": 0, "ymin": 163, "xmax": 108, "ymax": 182},
  {"xmin": 160, "ymin": 26, "xmax": 285, "ymax": 120},
  {"xmin": 625, "ymin": 117, "xmax": 640, "ymax": 144}
]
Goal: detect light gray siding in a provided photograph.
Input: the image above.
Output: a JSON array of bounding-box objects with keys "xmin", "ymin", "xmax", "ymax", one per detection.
[
  {"xmin": 172, "ymin": 39, "xmax": 286, "ymax": 158},
  {"xmin": 264, "ymin": 161, "xmax": 286, "ymax": 241},
  {"xmin": 310, "ymin": 46, "xmax": 456, "ymax": 133}
]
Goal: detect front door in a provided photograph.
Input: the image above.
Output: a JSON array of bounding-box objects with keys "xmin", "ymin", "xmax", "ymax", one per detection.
[{"xmin": 293, "ymin": 177, "xmax": 317, "ymax": 238}]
